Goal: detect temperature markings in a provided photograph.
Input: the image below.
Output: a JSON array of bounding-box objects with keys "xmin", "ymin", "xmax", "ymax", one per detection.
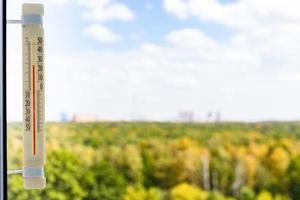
[
  {"xmin": 36, "ymin": 36, "xmax": 44, "ymax": 134},
  {"xmin": 24, "ymin": 37, "xmax": 44, "ymax": 156},
  {"xmin": 37, "ymin": 90, "xmax": 43, "ymax": 133},
  {"xmin": 24, "ymin": 39, "xmax": 32, "ymax": 132},
  {"xmin": 31, "ymin": 41, "xmax": 37, "ymax": 156}
]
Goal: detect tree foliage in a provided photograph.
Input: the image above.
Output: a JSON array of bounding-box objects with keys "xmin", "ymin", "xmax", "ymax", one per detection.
[{"xmin": 7, "ymin": 122, "xmax": 300, "ymax": 199}]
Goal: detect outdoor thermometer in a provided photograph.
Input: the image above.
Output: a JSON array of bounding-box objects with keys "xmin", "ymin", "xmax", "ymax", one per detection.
[{"xmin": 22, "ymin": 3, "xmax": 46, "ymax": 189}]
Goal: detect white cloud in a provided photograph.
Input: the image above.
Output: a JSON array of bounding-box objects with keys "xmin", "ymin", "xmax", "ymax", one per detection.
[
  {"xmin": 164, "ymin": 0, "xmax": 300, "ymax": 29},
  {"xmin": 36, "ymin": 23, "xmax": 300, "ymax": 121},
  {"xmin": 163, "ymin": 0, "xmax": 300, "ymax": 72},
  {"xmin": 84, "ymin": 24, "xmax": 121, "ymax": 42},
  {"xmin": 112, "ymin": 0, "xmax": 300, "ymax": 120},
  {"xmin": 278, "ymin": 72, "xmax": 300, "ymax": 82},
  {"xmin": 166, "ymin": 28, "xmax": 217, "ymax": 49},
  {"xmin": 48, "ymin": 0, "xmax": 69, "ymax": 4},
  {"xmin": 7, "ymin": 0, "xmax": 300, "ymax": 121},
  {"xmin": 39, "ymin": 29, "xmax": 266, "ymax": 120},
  {"xmin": 164, "ymin": 0, "xmax": 188, "ymax": 19},
  {"xmin": 9, "ymin": 24, "xmax": 300, "ymax": 121},
  {"xmin": 78, "ymin": 0, "xmax": 135, "ymax": 22}
]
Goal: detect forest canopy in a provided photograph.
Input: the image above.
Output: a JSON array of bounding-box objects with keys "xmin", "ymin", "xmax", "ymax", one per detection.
[{"xmin": 7, "ymin": 122, "xmax": 300, "ymax": 200}]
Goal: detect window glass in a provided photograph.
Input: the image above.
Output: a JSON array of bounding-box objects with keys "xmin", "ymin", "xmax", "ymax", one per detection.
[{"xmin": 7, "ymin": 0, "xmax": 300, "ymax": 199}]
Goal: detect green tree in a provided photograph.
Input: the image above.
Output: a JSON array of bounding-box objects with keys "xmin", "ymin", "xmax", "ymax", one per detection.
[
  {"xmin": 288, "ymin": 155, "xmax": 300, "ymax": 199},
  {"xmin": 122, "ymin": 145, "xmax": 144, "ymax": 183},
  {"xmin": 83, "ymin": 161, "xmax": 127, "ymax": 200},
  {"xmin": 9, "ymin": 150, "xmax": 87, "ymax": 200},
  {"xmin": 240, "ymin": 186, "xmax": 255, "ymax": 200},
  {"xmin": 207, "ymin": 191, "xmax": 235, "ymax": 200},
  {"xmin": 141, "ymin": 140, "xmax": 185, "ymax": 188}
]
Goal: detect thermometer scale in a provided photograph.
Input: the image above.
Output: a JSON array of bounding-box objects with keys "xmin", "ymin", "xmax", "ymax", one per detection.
[{"xmin": 22, "ymin": 3, "xmax": 46, "ymax": 189}]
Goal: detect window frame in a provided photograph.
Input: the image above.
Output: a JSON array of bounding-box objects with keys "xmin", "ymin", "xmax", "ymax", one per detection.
[{"xmin": 0, "ymin": 0, "xmax": 7, "ymax": 199}]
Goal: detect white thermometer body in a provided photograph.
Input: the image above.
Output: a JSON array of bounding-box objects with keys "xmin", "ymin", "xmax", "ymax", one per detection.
[{"xmin": 22, "ymin": 3, "xmax": 46, "ymax": 189}]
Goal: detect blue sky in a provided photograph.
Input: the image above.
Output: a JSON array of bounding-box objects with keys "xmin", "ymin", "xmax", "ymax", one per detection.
[
  {"xmin": 7, "ymin": 0, "xmax": 300, "ymax": 122},
  {"xmin": 43, "ymin": 0, "xmax": 236, "ymax": 52}
]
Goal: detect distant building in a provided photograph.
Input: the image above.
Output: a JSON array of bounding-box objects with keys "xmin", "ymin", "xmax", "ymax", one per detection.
[
  {"xmin": 72, "ymin": 114, "xmax": 98, "ymax": 122},
  {"xmin": 178, "ymin": 111, "xmax": 194, "ymax": 122},
  {"xmin": 206, "ymin": 111, "xmax": 213, "ymax": 122},
  {"xmin": 60, "ymin": 112, "xmax": 69, "ymax": 122},
  {"xmin": 215, "ymin": 111, "xmax": 221, "ymax": 122},
  {"xmin": 206, "ymin": 111, "xmax": 222, "ymax": 123}
]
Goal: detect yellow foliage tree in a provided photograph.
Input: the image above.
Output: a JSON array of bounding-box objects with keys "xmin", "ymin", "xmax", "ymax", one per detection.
[
  {"xmin": 249, "ymin": 143, "xmax": 268, "ymax": 159},
  {"xmin": 170, "ymin": 183, "xmax": 207, "ymax": 200},
  {"xmin": 123, "ymin": 185, "xmax": 147, "ymax": 200},
  {"xmin": 123, "ymin": 185, "xmax": 162, "ymax": 200},
  {"xmin": 244, "ymin": 154, "xmax": 258, "ymax": 187},
  {"xmin": 256, "ymin": 191, "xmax": 273, "ymax": 200},
  {"xmin": 269, "ymin": 147, "xmax": 290, "ymax": 174},
  {"xmin": 123, "ymin": 144, "xmax": 144, "ymax": 182}
]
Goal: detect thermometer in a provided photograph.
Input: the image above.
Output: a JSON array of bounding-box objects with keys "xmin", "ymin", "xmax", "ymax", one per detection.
[{"xmin": 22, "ymin": 3, "xmax": 46, "ymax": 189}]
